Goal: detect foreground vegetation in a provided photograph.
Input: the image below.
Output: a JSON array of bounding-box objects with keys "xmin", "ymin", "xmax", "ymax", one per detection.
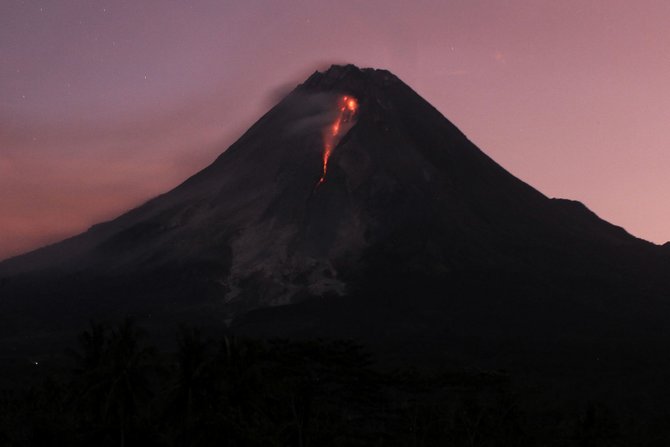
[{"xmin": 0, "ymin": 319, "xmax": 667, "ymax": 446}]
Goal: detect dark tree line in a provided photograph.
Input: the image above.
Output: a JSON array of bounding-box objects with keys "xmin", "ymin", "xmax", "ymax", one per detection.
[{"xmin": 0, "ymin": 319, "xmax": 665, "ymax": 446}]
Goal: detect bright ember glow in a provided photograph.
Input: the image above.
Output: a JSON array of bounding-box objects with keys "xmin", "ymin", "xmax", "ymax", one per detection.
[{"xmin": 316, "ymin": 95, "xmax": 358, "ymax": 187}]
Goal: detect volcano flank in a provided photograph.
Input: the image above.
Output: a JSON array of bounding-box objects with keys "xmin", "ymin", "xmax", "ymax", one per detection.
[{"xmin": 2, "ymin": 64, "xmax": 670, "ymax": 361}]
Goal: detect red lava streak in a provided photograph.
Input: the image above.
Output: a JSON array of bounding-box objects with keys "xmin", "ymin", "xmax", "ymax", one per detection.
[{"xmin": 316, "ymin": 95, "xmax": 358, "ymax": 187}]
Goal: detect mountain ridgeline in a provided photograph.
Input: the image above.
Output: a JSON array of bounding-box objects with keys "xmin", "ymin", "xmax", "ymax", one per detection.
[{"xmin": 1, "ymin": 64, "xmax": 669, "ymax": 361}]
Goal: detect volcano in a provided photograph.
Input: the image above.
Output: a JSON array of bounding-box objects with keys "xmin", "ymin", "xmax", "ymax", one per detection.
[{"xmin": 2, "ymin": 64, "xmax": 670, "ymax": 358}]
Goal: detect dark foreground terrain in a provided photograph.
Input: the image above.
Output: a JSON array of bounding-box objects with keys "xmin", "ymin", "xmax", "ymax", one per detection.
[{"xmin": 3, "ymin": 320, "xmax": 670, "ymax": 446}]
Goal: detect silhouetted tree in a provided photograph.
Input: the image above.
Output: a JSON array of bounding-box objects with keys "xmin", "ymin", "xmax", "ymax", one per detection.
[
  {"xmin": 69, "ymin": 318, "xmax": 156, "ymax": 447},
  {"xmin": 164, "ymin": 326, "xmax": 213, "ymax": 446}
]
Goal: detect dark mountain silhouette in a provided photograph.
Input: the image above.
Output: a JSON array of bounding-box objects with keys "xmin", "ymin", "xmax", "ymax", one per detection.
[{"xmin": 1, "ymin": 64, "xmax": 669, "ymax": 361}]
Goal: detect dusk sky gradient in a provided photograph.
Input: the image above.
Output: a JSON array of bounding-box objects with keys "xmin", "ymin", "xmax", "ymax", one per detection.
[{"xmin": 2, "ymin": 0, "xmax": 670, "ymax": 260}]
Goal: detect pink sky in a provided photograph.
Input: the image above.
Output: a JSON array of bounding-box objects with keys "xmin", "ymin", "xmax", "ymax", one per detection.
[{"xmin": 2, "ymin": 0, "xmax": 670, "ymax": 260}]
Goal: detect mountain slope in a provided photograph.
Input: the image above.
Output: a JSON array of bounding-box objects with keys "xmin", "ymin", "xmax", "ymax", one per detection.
[{"xmin": 1, "ymin": 64, "xmax": 668, "ymax": 356}]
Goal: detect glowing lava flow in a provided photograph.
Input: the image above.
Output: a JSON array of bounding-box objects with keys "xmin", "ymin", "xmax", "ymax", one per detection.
[{"xmin": 316, "ymin": 95, "xmax": 358, "ymax": 188}]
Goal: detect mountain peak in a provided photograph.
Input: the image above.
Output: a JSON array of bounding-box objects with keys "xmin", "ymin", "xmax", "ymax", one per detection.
[{"xmin": 302, "ymin": 64, "xmax": 400, "ymax": 93}]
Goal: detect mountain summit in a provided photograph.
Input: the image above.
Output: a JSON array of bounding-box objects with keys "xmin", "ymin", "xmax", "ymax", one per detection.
[{"xmin": 1, "ymin": 65, "xmax": 669, "ymax": 354}]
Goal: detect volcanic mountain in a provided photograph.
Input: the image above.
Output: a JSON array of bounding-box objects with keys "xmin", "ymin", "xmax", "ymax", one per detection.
[{"xmin": 1, "ymin": 64, "xmax": 669, "ymax": 358}]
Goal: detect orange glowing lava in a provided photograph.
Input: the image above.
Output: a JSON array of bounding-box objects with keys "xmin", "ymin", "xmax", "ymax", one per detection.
[{"xmin": 316, "ymin": 95, "xmax": 358, "ymax": 187}]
